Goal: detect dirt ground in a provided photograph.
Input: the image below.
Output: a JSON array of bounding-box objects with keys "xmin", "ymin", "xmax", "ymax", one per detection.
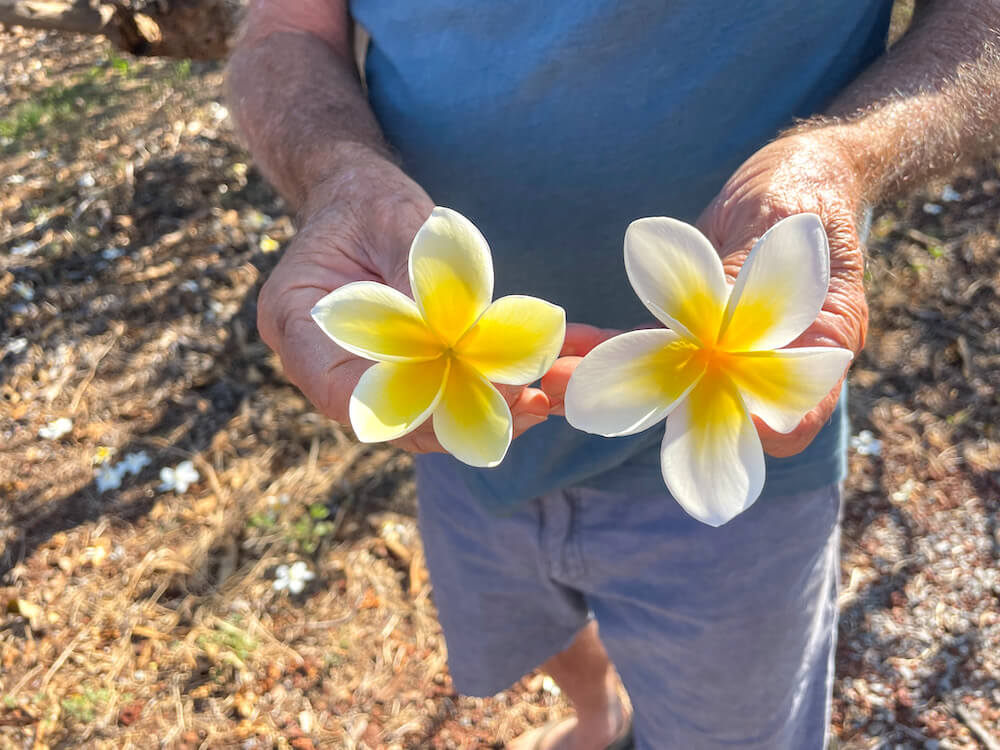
[{"xmin": 1, "ymin": 28, "xmax": 998, "ymax": 750}]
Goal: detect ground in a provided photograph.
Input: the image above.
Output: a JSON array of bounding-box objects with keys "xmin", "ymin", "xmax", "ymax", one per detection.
[{"xmin": 1, "ymin": 28, "xmax": 999, "ymax": 750}]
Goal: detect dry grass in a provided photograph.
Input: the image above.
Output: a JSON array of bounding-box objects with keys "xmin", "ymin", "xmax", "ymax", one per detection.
[{"xmin": 1, "ymin": 26, "xmax": 998, "ymax": 750}]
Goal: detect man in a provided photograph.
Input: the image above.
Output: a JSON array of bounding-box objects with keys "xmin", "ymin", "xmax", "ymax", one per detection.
[{"xmin": 228, "ymin": 2, "xmax": 1000, "ymax": 747}]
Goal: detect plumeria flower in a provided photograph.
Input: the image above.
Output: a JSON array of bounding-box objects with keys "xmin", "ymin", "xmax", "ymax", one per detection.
[
  {"xmin": 850, "ymin": 430, "xmax": 882, "ymax": 456},
  {"xmin": 566, "ymin": 214, "xmax": 853, "ymax": 526},
  {"xmin": 13, "ymin": 281, "xmax": 35, "ymax": 301},
  {"xmin": 93, "ymin": 446, "xmax": 115, "ymax": 465},
  {"xmin": 38, "ymin": 417, "xmax": 73, "ymax": 440},
  {"xmin": 158, "ymin": 460, "xmax": 200, "ymax": 493},
  {"xmin": 120, "ymin": 451, "xmax": 152, "ymax": 475},
  {"xmin": 273, "ymin": 561, "xmax": 315, "ymax": 594},
  {"xmin": 96, "ymin": 463, "xmax": 125, "ymax": 493},
  {"xmin": 311, "ymin": 206, "xmax": 566, "ymax": 467},
  {"xmin": 891, "ymin": 478, "xmax": 915, "ymax": 503}
]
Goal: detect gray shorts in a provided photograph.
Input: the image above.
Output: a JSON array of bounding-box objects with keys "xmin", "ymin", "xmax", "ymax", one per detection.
[{"xmin": 415, "ymin": 453, "xmax": 842, "ymax": 750}]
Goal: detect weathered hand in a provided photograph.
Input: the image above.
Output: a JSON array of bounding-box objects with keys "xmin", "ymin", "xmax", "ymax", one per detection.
[
  {"xmin": 256, "ymin": 162, "xmax": 551, "ymax": 454},
  {"xmin": 695, "ymin": 130, "xmax": 868, "ymax": 457},
  {"xmin": 543, "ymin": 131, "xmax": 867, "ymax": 458}
]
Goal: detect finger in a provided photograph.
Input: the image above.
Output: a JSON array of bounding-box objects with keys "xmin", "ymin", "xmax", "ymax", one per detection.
[
  {"xmin": 754, "ymin": 373, "xmax": 845, "ymax": 458},
  {"xmin": 391, "ymin": 423, "xmax": 446, "ymax": 454},
  {"xmin": 494, "ymin": 384, "xmax": 550, "ymax": 417},
  {"xmin": 539, "ymin": 356, "xmax": 583, "ymax": 416},
  {"xmin": 513, "ymin": 410, "xmax": 548, "ymax": 438},
  {"xmin": 265, "ymin": 299, "xmax": 372, "ymax": 424},
  {"xmin": 391, "ymin": 386, "xmax": 550, "ymax": 455},
  {"xmin": 561, "ymin": 323, "xmax": 621, "ymax": 356},
  {"xmin": 509, "ymin": 386, "xmax": 550, "ymax": 418}
]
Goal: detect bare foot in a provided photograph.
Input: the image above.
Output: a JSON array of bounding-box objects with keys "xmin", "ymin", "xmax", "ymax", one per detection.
[{"xmin": 505, "ymin": 701, "xmax": 629, "ymax": 750}]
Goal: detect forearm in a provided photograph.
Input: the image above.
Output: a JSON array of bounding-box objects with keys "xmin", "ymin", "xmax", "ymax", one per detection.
[
  {"xmin": 796, "ymin": 0, "xmax": 1000, "ymax": 205},
  {"xmin": 226, "ymin": 26, "xmax": 394, "ymax": 213}
]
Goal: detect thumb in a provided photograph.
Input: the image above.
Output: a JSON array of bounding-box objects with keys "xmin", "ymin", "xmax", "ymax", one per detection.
[{"xmin": 539, "ymin": 356, "xmax": 583, "ymax": 416}]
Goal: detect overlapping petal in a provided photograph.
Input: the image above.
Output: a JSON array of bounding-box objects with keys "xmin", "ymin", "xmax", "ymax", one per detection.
[
  {"xmin": 565, "ymin": 329, "xmax": 705, "ymax": 437},
  {"xmin": 624, "ymin": 218, "xmax": 729, "ymax": 344},
  {"xmin": 311, "ymin": 281, "xmax": 443, "ymax": 362},
  {"xmin": 659, "ymin": 370, "xmax": 765, "ymax": 526},
  {"xmin": 349, "ymin": 357, "xmax": 449, "ymax": 442},
  {"xmin": 433, "ymin": 359, "xmax": 512, "ymax": 467},
  {"xmin": 723, "ymin": 347, "xmax": 853, "ymax": 433},
  {"xmin": 410, "ymin": 206, "xmax": 494, "ymax": 345},
  {"xmin": 454, "ymin": 295, "xmax": 566, "ymax": 385},
  {"xmin": 718, "ymin": 213, "xmax": 829, "ymax": 351}
]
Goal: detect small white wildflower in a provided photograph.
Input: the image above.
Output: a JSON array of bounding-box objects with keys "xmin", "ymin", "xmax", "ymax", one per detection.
[
  {"xmin": 891, "ymin": 478, "xmax": 916, "ymax": 504},
  {"xmin": 940, "ymin": 185, "xmax": 961, "ymax": 202},
  {"xmin": 850, "ymin": 430, "xmax": 883, "ymax": 457},
  {"xmin": 273, "ymin": 561, "xmax": 315, "ymax": 594},
  {"xmin": 96, "ymin": 463, "xmax": 125, "ymax": 492},
  {"xmin": 120, "ymin": 451, "xmax": 151, "ymax": 476},
  {"xmin": 922, "ymin": 202, "xmax": 943, "ymax": 216},
  {"xmin": 39, "ymin": 417, "xmax": 73, "ymax": 440},
  {"xmin": 158, "ymin": 460, "xmax": 200, "ymax": 493},
  {"xmin": 12, "ymin": 281, "xmax": 34, "ymax": 300},
  {"xmin": 5, "ymin": 337, "xmax": 28, "ymax": 355},
  {"xmin": 209, "ymin": 102, "xmax": 229, "ymax": 121},
  {"xmin": 12, "ymin": 240, "xmax": 39, "ymax": 256},
  {"xmin": 93, "ymin": 446, "xmax": 114, "ymax": 465},
  {"xmin": 266, "ymin": 493, "xmax": 290, "ymax": 508}
]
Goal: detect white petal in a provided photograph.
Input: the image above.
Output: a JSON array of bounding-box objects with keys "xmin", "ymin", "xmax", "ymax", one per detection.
[
  {"xmin": 349, "ymin": 358, "xmax": 449, "ymax": 442},
  {"xmin": 409, "ymin": 206, "xmax": 494, "ymax": 345},
  {"xmin": 432, "ymin": 360, "xmax": 512, "ymax": 468},
  {"xmin": 660, "ymin": 371, "xmax": 765, "ymax": 526},
  {"xmin": 454, "ymin": 295, "xmax": 566, "ymax": 385},
  {"xmin": 718, "ymin": 213, "xmax": 829, "ymax": 351},
  {"xmin": 311, "ymin": 281, "xmax": 443, "ymax": 362},
  {"xmin": 565, "ymin": 329, "xmax": 705, "ymax": 437},
  {"xmin": 724, "ymin": 347, "xmax": 853, "ymax": 433},
  {"xmin": 624, "ymin": 218, "xmax": 729, "ymax": 344}
]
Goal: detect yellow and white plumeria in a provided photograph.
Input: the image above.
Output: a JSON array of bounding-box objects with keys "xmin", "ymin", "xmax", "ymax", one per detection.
[
  {"xmin": 565, "ymin": 213, "xmax": 853, "ymax": 526},
  {"xmin": 311, "ymin": 207, "xmax": 566, "ymax": 467}
]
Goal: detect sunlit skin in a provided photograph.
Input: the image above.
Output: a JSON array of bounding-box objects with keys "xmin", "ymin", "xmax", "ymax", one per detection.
[
  {"xmin": 563, "ymin": 213, "xmax": 854, "ymax": 526},
  {"xmin": 310, "ymin": 206, "xmax": 566, "ymax": 468},
  {"xmin": 543, "ymin": 131, "xmax": 870, "ymax": 463}
]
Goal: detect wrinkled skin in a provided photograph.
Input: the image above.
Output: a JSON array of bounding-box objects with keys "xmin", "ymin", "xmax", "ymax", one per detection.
[
  {"xmin": 544, "ymin": 130, "xmax": 869, "ymax": 458},
  {"xmin": 256, "ymin": 161, "xmax": 550, "ymax": 455},
  {"xmin": 260, "ymin": 131, "xmax": 867, "ymax": 459}
]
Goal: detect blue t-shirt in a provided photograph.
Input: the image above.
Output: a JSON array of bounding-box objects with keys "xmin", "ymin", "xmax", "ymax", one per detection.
[{"xmin": 351, "ymin": 0, "xmax": 892, "ymax": 513}]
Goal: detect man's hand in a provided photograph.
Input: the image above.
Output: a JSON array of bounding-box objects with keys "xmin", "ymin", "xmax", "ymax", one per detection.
[
  {"xmin": 695, "ymin": 130, "xmax": 868, "ymax": 456},
  {"xmin": 256, "ymin": 160, "xmax": 551, "ymax": 454},
  {"xmin": 543, "ymin": 130, "xmax": 868, "ymax": 458}
]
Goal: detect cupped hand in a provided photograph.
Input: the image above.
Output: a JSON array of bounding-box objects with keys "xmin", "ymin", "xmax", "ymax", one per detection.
[
  {"xmin": 543, "ymin": 130, "xmax": 868, "ymax": 458},
  {"xmin": 256, "ymin": 161, "xmax": 551, "ymax": 454},
  {"xmin": 697, "ymin": 130, "xmax": 868, "ymax": 456}
]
